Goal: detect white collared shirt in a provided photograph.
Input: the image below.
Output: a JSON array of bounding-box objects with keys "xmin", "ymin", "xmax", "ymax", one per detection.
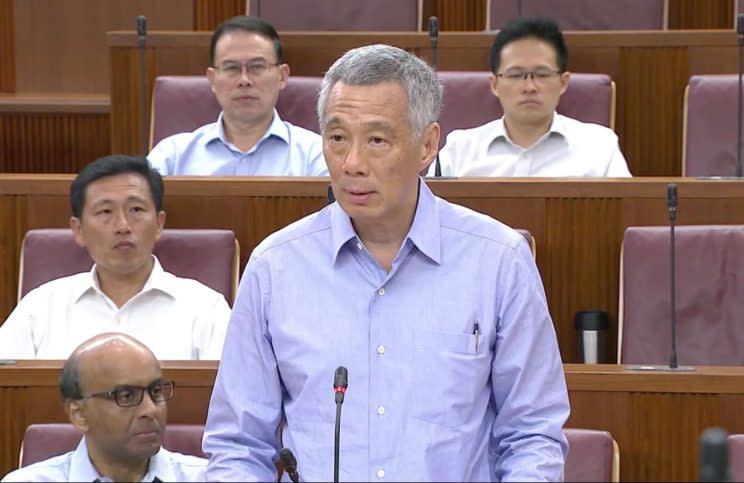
[
  {"xmin": 0, "ymin": 256, "xmax": 230, "ymax": 360},
  {"xmin": 430, "ymin": 113, "xmax": 632, "ymax": 177},
  {"xmin": 1, "ymin": 437, "xmax": 207, "ymax": 482}
]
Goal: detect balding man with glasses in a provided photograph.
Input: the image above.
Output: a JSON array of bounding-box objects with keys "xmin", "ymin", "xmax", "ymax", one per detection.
[
  {"xmin": 148, "ymin": 15, "xmax": 327, "ymax": 176},
  {"xmin": 1, "ymin": 333, "xmax": 207, "ymax": 482},
  {"xmin": 429, "ymin": 16, "xmax": 631, "ymax": 177}
]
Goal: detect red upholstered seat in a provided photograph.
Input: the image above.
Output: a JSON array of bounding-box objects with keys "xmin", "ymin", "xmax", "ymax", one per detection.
[
  {"xmin": 19, "ymin": 423, "xmax": 205, "ymax": 467},
  {"xmin": 565, "ymin": 428, "xmax": 618, "ymax": 482},
  {"xmin": 619, "ymin": 225, "xmax": 744, "ymax": 365},
  {"xmin": 729, "ymin": 434, "xmax": 744, "ymax": 482},
  {"xmin": 19, "ymin": 228, "xmax": 239, "ymax": 305}
]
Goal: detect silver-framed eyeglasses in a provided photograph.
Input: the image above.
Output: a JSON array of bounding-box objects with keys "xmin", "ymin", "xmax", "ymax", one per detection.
[
  {"xmin": 85, "ymin": 379, "xmax": 175, "ymax": 408},
  {"xmin": 497, "ymin": 69, "xmax": 562, "ymax": 83},
  {"xmin": 213, "ymin": 60, "xmax": 280, "ymax": 78}
]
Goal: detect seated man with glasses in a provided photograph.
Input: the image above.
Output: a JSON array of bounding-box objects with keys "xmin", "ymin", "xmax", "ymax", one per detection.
[
  {"xmin": 148, "ymin": 15, "xmax": 327, "ymax": 176},
  {"xmin": 1, "ymin": 333, "xmax": 206, "ymax": 482},
  {"xmin": 429, "ymin": 16, "xmax": 631, "ymax": 177}
]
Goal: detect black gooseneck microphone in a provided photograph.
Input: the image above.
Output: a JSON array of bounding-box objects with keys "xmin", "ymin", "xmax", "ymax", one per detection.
[
  {"xmin": 737, "ymin": 14, "xmax": 744, "ymax": 177},
  {"xmin": 625, "ymin": 184, "xmax": 694, "ymax": 372},
  {"xmin": 667, "ymin": 183, "xmax": 679, "ymax": 369},
  {"xmin": 428, "ymin": 16, "xmax": 439, "ymax": 71},
  {"xmin": 278, "ymin": 447, "xmax": 300, "ymax": 483},
  {"xmin": 333, "ymin": 366, "xmax": 348, "ymax": 483},
  {"xmin": 700, "ymin": 427, "xmax": 730, "ymax": 482},
  {"xmin": 137, "ymin": 15, "xmax": 148, "ymax": 156}
]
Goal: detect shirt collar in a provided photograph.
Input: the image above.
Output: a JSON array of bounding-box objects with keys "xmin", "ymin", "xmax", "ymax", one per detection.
[
  {"xmin": 491, "ymin": 112, "xmax": 566, "ymax": 147},
  {"xmin": 207, "ymin": 109, "xmax": 290, "ymax": 147},
  {"xmin": 329, "ymin": 177, "xmax": 442, "ymax": 265},
  {"xmin": 72, "ymin": 255, "xmax": 174, "ymax": 303},
  {"xmin": 70, "ymin": 437, "xmax": 170, "ymax": 482}
]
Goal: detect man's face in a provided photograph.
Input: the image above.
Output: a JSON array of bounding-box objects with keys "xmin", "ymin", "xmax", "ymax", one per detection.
[
  {"xmin": 322, "ymin": 81, "xmax": 439, "ymax": 229},
  {"xmin": 70, "ymin": 173, "xmax": 164, "ymax": 278},
  {"xmin": 69, "ymin": 349, "xmax": 168, "ymax": 463},
  {"xmin": 490, "ymin": 37, "xmax": 569, "ymax": 126},
  {"xmin": 207, "ymin": 31, "xmax": 289, "ymax": 125}
]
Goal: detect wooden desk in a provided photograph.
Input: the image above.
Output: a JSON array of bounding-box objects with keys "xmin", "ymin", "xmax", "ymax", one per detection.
[
  {"xmin": 2, "ymin": 362, "xmax": 742, "ymax": 481},
  {"xmin": 3, "ymin": 176, "xmax": 744, "ymax": 362},
  {"xmin": 107, "ymin": 30, "xmax": 740, "ymax": 178}
]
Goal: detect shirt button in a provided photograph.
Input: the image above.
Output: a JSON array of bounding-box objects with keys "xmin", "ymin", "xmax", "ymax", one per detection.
[
  {"xmin": 377, "ymin": 288, "xmax": 385, "ymax": 296},
  {"xmin": 376, "ymin": 345, "xmax": 385, "ymax": 355},
  {"xmin": 377, "ymin": 406, "xmax": 386, "ymax": 415},
  {"xmin": 356, "ymin": 242, "xmax": 363, "ymax": 250},
  {"xmin": 376, "ymin": 468, "xmax": 385, "ymax": 478}
]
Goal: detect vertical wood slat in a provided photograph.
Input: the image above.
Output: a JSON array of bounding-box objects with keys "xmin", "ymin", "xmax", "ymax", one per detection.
[
  {"xmin": 668, "ymin": 0, "xmax": 734, "ymax": 29},
  {"xmin": 0, "ymin": 113, "xmax": 110, "ymax": 172},
  {"xmin": 0, "ymin": 0, "xmax": 15, "ymax": 92},
  {"xmin": 424, "ymin": 0, "xmax": 487, "ymax": 31},
  {"xmin": 193, "ymin": 0, "xmax": 245, "ymax": 31}
]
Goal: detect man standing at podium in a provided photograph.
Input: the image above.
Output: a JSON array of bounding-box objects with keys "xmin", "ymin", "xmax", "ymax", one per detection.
[
  {"xmin": 204, "ymin": 44, "xmax": 569, "ymax": 481},
  {"xmin": 148, "ymin": 16, "xmax": 327, "ymax": 176}
]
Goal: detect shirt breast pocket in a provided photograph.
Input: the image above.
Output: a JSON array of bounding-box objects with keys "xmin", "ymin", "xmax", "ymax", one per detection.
[{"xmin": 409, "ymin": 329, "xmax": 491, "ymax": 428}]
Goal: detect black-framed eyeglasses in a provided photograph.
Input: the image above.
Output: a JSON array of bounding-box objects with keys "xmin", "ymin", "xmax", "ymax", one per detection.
[
  {"xmin": 85, "ymin": 379, "xmax": 175, "ymax": 408},
  {"xmin": 212, "ymin": 60, "xmax": 281, "ymax": 78},
  {"xmin": 497, "ymin": 69, "xmax": 562, "ymax": 82}
]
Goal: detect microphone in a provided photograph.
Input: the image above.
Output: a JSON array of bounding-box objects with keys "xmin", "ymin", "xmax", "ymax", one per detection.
[
  {"xmin": 737, "ymin": 14, "xmax": 744, "ymax": 177},
  {"xmin": 333, "ymin": 366, "xmax": 347, "ymax": 483},
  {"xmin": 428, "ymin": 16, "xmax": 439, "ymax": 71},
  {"xmin": 278, "ymin": 447, "xmax": 300, "ymax": 483},
  {"xmin": 137, "ymin": 15, "xmax": 148, "ymax": 156},
  {"xmin": 625, "ymin": 184, "xmax": 694, "ymax": 372},
  {"xmin": 700, "ymin": 427, "xmax": 730, "ymax": 482}
]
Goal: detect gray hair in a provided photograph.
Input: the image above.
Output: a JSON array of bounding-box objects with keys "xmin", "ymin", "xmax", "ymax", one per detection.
[{"xmin": 317, "ymin": 44, "xmax": 443, "ymax": 139}]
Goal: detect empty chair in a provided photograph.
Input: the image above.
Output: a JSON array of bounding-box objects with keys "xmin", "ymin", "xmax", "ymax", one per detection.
[
  {"xmin": 490, "ymin": 0, "xmax": 667, "ymax": 30},
  {"xmin": 19, "ymin": 424, "xmax": 205, "ymax": 467},
  {"xmin": 19, "ymin": 228, "xmax": 239, "ymax": 305},
  {"xmin": 683, "ymin": 75, "xmax": 743, "ymax": 177},
  {"xmin": 619, "ymin": 225, "xmax": 744, "ymax": 365},
  {"xmin": 437, "ymin": 71, "xmax": 615, "ymax": 144},
  {"xmin": 564, "ymin": 428, "xmax": 619, "ymax": 482},
  {"xmin": 729, "ymin": 434, "xmax": 744, "ymax": 482},
  {"xmin": 149, "ymin": 75, "xmax": 322, "ymax": 149},
  {"xmin": 248, "ymin": 0, "xmax": 420, "ymax": 31}
]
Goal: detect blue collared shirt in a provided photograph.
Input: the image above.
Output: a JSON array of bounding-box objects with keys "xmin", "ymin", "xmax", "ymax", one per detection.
[
  {"xmin": 147, "ymin": 110, "xmax": 328, "ymax": 176},
  {"xmin": 2, "ymin": 437, "xmax": 207, "ymax": 482},
  {"xmin": 204, "ymin": 179, "xmax": 569, "ymax": 482}
]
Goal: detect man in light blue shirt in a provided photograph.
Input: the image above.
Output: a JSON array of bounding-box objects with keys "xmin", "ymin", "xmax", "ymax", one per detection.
[
  {"xmin": 204, "ymin": 44, "xmax": 569, "ymax": 481},
  {"xmin": 2, "ymin": 333, "xmax": 207, "ymax": 482},
  {"xmin": 147, "ymin": 16, "xmax": 327, "ymax": 176}
]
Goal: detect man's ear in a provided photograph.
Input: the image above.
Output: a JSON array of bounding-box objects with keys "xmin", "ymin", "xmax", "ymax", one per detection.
[
  {"xmin": 489, "ymin": 72, "xmax": 500, "ymax": 99},
  {"xmin": 155, "ymin": 211, "xmax": 166, "ymax": 242},
  {"xmin": 66, "ymin": 400, "xmax": 89, "ymax": 433},
  {"xmin": 70, "ymin": 217, "xmax": 86, "ymax": 249},
  {"xmin": 418, "ymin": 122, "xmax": 441, "ymax": 173}
]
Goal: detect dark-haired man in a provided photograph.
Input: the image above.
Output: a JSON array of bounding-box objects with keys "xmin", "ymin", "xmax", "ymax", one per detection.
[
  {"xmin": 148, "ymin": 15, "xmax": 327, "ymax": 176},
  {"xmin": 1, "ymin": 333, "xmax": 207, "ymax": 482},
  {"xmin": 430, "ymin": 16, "xmax": 631, "ymax": 177},
  {"xmin": 0, "ymin": 155, "xmax": 229, "ymax": 359}
]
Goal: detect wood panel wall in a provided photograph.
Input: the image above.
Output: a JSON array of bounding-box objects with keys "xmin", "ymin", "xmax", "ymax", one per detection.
[
  {"xmin": 668, "ymin": 0, "xmax": 734, "ymax": 29},
  {"xmin": 193, "ymin": 0, "xmax": 245, "ymax": 31},
  {"xmin": 0, "ymin": 0, "xmax": 14, "ymax": 93},
  {"xmin": 422, "ymin": 0, "xmax": 488, "ymax": 31}
]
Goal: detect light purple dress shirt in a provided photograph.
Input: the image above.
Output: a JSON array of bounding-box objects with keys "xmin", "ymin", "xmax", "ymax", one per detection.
[
  {"xmin": 204, "ymin": 178, "xmax": 569, "ymax": 482},
  {"xmin": 147, "ymin": 110, "xmax": 328, "ymax": 176}
]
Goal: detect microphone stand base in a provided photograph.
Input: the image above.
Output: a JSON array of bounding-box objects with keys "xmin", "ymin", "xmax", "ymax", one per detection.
[{"xmin": 624, "ymin": 364, "xmax": 696, "ymax": 372}]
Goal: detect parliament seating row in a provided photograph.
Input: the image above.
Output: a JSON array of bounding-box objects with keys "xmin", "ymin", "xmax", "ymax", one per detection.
[
  {"xmin": 18, "ymin": 424, "xmax": 619, "ymax": 481},
  {"xmin": 151, "ymin": 72, "xmax": 744, "ymax": 177}
]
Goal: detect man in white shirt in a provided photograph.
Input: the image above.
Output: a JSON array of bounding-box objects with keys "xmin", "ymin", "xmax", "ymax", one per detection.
[
  {"xmin": 2, "ymin": 333, "xmax": 208, "ymax": 482},
  {"xmin": 0, "ymin": 155, "xmax": 230, "ymax": 359},
  {"xmin": 148, "ymin": 16, "xmax": 328, "ymax": 176},
  {"xmin": 429, "ymin": 16, "xmax": 631, "ymax": 177}
]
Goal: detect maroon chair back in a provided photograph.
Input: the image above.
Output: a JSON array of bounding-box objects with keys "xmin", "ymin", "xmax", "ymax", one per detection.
[
  {"xmin": 437, "ymin": 71, "xmax": 614, "ymax": 145},
  {"xmin": 20, "ymin": 424, "xmax": 205, "ymax": 467},
  {"xmin": 564, "ymin": 428, "xmax": 616, "ymax": 482},
  {"xmin": 248, "ymin": 0, "xmax": 419, "ymax": 30},
  {"xmin": 620, "ymin": 225, "xmax": 744, "ymax": 365},
  {"xmin": 150, "ymin": 75, "xmax": 322, "ymax": 148},
  {"xmin": 729, "ymin": 434, "xmax": 744, "ymax": 482},
  {"xmin": 490, "ymin": 0, "xmax": 666, "ymax": 30},
  {"xmin": 684, "ymin": 75, "xmax": 742, "ymax": 177},
  {"xmin": 19, "ymin": 229, "xmax": 238, "ymax": 305}
]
